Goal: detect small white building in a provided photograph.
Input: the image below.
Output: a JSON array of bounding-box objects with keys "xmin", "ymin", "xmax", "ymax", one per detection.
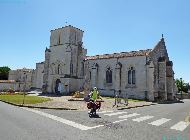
[
  {"xmin": 5, "ymin": 68, "xmax": 34, "ymax": 91},
  {"xmin": 0, "ymin": 80, "xmax": 17, "ymax": 92}
]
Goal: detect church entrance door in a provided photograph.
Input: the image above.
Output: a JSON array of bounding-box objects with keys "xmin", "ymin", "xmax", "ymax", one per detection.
[{"xmin": 55, "ymin": 79, "xmax": 61, "ymax": 94}]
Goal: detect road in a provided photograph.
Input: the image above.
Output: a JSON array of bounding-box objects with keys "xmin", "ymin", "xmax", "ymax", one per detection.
[{"xmin": 0, "ymin": 100, "xmax": 190, "ymax": 140}]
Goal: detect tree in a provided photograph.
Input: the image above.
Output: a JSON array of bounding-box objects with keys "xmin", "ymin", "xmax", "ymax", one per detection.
[
  {"xmin": 187, "ymin": 83, "xmax": 190, "ymax": 90},
  {"xmin": 0, "ymin": 66, "xmax": 11, "ymax": 80},
  {"xmin": 175, "ymin": 78, "xmax": 188, "ymax": 98}
]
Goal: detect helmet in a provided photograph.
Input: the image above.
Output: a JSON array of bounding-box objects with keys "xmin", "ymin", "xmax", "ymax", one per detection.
[{"xmin": 93, "ymin": 87, "xmax": 97, "ymax": 90}]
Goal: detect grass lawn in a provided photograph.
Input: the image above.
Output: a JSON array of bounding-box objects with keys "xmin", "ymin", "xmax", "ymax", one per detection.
[{"xmin": 0, "ymin": 94, "xmax": 51, "ymax": 105}]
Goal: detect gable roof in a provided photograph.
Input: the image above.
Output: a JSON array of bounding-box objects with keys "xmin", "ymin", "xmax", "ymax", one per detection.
[{"xmin": 85, "ymin": 49, "xmax": 152, "ymax": 60}]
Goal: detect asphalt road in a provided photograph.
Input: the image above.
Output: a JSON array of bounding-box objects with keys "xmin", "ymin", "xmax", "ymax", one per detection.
[{"xmin": 0, "ymin": 100, "xmax": 190, "ymax": 140}]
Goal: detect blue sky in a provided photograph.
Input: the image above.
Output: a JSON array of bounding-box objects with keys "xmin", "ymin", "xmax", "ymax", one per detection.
[{"xmin": 0, "ymin": 0, "xmax": 189, "ymax": 83}]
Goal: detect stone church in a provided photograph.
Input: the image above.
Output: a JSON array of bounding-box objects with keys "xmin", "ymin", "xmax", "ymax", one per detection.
[{"xmin": 8, "ymin": 25, "xmax": 177, "ymax": 101}]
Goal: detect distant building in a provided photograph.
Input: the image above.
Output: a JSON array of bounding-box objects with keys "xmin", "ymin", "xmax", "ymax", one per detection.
[
  {"xmin": 0, "ymin": 80, "xmax": 17, "ymax": 92},
  {"xmin": 0, "ymin": 68, "xmax": 34, "ymax": 92},
  {"xmin": 7, "ymin": 25, "xmax": 177, "ymax": 101}
]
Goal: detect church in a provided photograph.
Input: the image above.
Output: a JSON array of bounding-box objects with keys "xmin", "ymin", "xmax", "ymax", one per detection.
[{"xmin": 8, "ymin": 25, "xmax": 177, "ymax": 101}]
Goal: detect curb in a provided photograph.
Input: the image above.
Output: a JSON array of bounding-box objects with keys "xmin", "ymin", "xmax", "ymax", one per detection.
[
  {"xmin": 157, "ymin": 100, "xmax": 184, "ymax": 104},
  {"xmin": 0, "ymin": 99, "xmax": 156, "ymax": 111},
  {"xmin": 0, "ymin": 100, "xmax": 77, "ymax": 110},
  {"xmin": 68, "ymin": 99, "xmax": 84, "ymax": 101},
  {"xmin": 117, "ymin": 103, "xmax": 156, "ymax": 110}
]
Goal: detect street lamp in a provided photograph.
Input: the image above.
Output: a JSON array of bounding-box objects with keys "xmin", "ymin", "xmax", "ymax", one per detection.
[
  {"xmin": 22, "ymin": 73, "xmax": 26, "ymax": 105},
  {"xmin": 180, "ymin": 78, "xmax": 183, "ymax": 99}
]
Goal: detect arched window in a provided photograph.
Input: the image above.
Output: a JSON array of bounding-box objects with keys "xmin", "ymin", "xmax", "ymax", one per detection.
[
  {"xmin": 128, "ymin": 70, "xmax": 132, "ymax": 84},
  {"xmin": 81, "ymin": 62, "xmax": 84, "ymax": 76},
  {"xmin": 106, "ymin": 67, "xmax": 112, "ymax": 83},
  {"xmin": 132, "ymin": 69, "xmax": 135, "ymax": 84},
  {"xmin": 70, "ymin": 63, "xmax": 73, "ymax": 75},
  {"xmin": 89, "ymin": 71, "xmax": 91, "ymax": 80},
  {"xmin": 128, "ymin": 67, "xmax": 135, "ymax": 84},
  {"xmin": 58, "ymin": 64, "xmax": 61, "ymax": 74}
]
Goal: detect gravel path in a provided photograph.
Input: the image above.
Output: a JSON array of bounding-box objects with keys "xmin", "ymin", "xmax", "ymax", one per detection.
[{"xmin": 31, "ymin": 96, "xmax": 155, "ymax": 111}]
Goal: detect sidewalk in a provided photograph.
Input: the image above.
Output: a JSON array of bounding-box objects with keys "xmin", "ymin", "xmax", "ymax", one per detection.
[{"xmin": 30, "ymin": 96, "xmax": 156, "ymax": 111}]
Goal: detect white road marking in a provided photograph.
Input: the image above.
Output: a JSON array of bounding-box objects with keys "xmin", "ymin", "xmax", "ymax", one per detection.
[
  {"xmin": 22, "ymin": 108, "xmax": 103, "ymax": 131},
  {"xmin": 170, "ymin": 121, "xmax": 190, "ymax": 131},
  {"xmin": 118, "ymin": 113, "xmax": 140, "ymax": 119},
  {"xmin": 148, "ymin": 118, "xmax": 171, "ymax": 126},
  {"xmin": 98, "ymin": 111, "xmax": 114, "ymax": 114},
  {"xmin": 132, "ymin": 115, "xmax": 154, "ymax": 122},
  {"xmin": 104, "ymin": 112, "xmax": 127, "ymax": 116},
  {"xmin": 113, "ymin": 119, "xmax": 128, "ymax": 124}
]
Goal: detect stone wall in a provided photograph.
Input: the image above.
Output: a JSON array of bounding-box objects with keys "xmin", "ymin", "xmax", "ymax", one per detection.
[
  {"xmin": 0, "ymin": 81, "xmax": 31, "ymax": 92},
  {"xmin": 158, "ymin": 59, "xmax": 167, "ymax": 100},
  {"xmin": 0, "ymin": 82, "xmax": 17, "ymax": 91},
  {"xmin": 147, "ymin": 61, "xmax": 155, "ymax": 101},
  {"xmin": 86, "ymin": 55, "xmax": 149, "ymax": 100},
  {"xmin": 166, "ymin": 61, "xmax": 174, "ymax": 100},
  {"xmin": 8, "ymin": 68, "xmax": 34, "ymax": 91},
  {"xmin": 34, "ymin": 62, "xmax": 44, "ymax": 89},
  {"xmin": 50, "ymin": 25, "xmax": 83, "ymax": 47},
  {"xmin": 176, "ymin": 94, "xmax": 190, "ymax": 99}
]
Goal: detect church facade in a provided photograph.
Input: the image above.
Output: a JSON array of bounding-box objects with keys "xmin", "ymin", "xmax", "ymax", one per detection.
[
  {"xmin": 8, "ymin": 25, "xmax": 177, "ymax": 101},
  {"xmin": 42, "ymin": 25, "xmax": 87, "ymax": 95}
]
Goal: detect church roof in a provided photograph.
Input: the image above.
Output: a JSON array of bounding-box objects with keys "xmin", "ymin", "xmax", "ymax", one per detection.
[{"xmin": 86, "ymin": 49, "xmax": 152, "ymax": 60}]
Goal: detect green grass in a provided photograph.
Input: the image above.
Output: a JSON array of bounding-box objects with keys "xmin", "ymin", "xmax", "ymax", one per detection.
[{"xmin": 0, "ymin": 94, "xmax": 51, "ymax": 105}]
